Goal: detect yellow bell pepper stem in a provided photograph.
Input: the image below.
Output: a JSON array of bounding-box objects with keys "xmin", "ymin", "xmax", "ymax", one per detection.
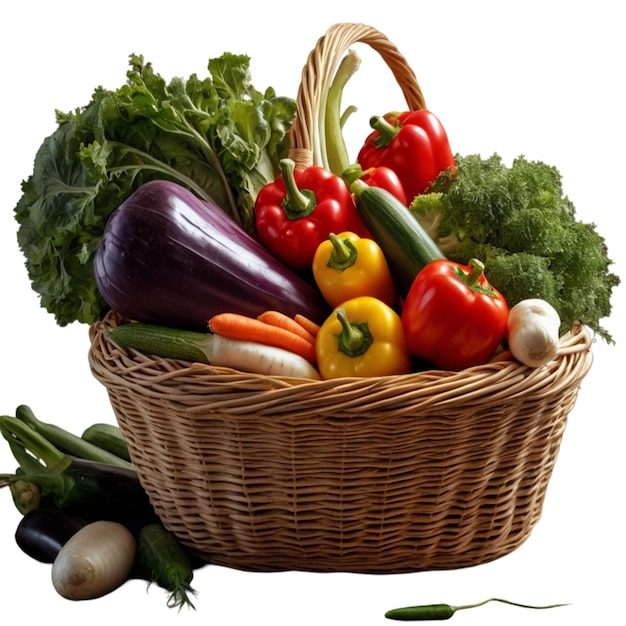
[
  {"xmin": 334, "ymin": 307, "xmax": 373, "ymax": 356},
  {"xmin": 326, "ymin": 233, "xmax": 358, "ymax": 269}
]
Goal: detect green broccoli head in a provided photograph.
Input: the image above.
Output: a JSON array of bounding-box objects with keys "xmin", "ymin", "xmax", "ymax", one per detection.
[
  {"xmin": 483, "ymin": 251, "xmax": 561, "ymax": 323},
  {"xmin": 410, "ymin": 153, "xmax": 620, "ymax": 342}
]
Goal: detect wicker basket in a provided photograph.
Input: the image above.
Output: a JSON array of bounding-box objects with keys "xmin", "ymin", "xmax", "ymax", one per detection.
[{"xmin": 88, "ymin": 24, "xmax": 595, "ymax": 574}]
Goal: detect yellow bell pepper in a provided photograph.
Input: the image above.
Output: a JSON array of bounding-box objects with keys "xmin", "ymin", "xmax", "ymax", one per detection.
[
  {"xmin": 315, "ymin": 296, "xmax": 412, "ymax": 379},
  {"xmin": 312, "ymin": 232, "xmax": 396, "ymax": 308}
]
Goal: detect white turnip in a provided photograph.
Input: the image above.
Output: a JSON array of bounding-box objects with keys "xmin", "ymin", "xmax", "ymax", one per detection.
[{"xmin": 51, "ymin": 520, "xmax": 136, "ymax": 600}]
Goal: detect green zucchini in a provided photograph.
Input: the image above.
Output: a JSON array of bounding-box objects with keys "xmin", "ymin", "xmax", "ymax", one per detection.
[
  {"xmin": 350, "ymin": 180, "xmax": 445, "ymax": 295},
  {"xmin": 81, "ymin": 423, "xmax": 131, "ymax": 463}
]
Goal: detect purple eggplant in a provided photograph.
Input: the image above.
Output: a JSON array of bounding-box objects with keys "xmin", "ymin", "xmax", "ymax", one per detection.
[
  {"xmin": 15, "ymin": 508, "xmax": 88, "ymax": 563},
  {"xmin": 94, "ymin": 180, "xmax": 330, "ymax": 331}
]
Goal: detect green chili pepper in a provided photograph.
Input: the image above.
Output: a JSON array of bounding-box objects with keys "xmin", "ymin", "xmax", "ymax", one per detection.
[{"xmin": 385, "ymin": 597, "xmax": 570, "ymax": 621}]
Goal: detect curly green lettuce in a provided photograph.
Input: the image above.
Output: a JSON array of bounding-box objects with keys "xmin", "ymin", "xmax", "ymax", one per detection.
[
  {"xmin": 410, "ymin": 153, "xmax": 620, "ymax": 342},
  {"xmin": 14, "ymin": 53, "xmax": 295, "ymax": 327}
]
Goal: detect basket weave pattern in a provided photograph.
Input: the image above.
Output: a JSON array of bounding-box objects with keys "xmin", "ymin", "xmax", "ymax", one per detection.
[{"xmin": 89, "ymin": 312, "xmax": 592, "ymax": 572}]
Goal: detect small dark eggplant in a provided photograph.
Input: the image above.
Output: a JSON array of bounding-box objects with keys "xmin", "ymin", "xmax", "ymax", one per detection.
[{"xmin": 15, "ymin": 508, "xmax": 88, "ymax": 563}]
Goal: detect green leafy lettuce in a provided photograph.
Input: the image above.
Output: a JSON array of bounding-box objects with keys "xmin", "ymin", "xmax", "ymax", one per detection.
[{"xmin": 14, "ymin": 53, "xmax": 296, "ymax": 327}]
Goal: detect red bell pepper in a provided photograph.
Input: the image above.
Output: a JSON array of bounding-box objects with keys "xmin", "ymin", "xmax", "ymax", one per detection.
[
  {"xmin": 401, "ymin": 258, "xmax": 509, "ymax": 370},
  {"xmin": 357, "ymin": 109, "xmax": 456, "ymax": 203},
  {"xmin": 254, "ymin": 158, "xmax": 365, "ymax": 271},
  {"xmin": 342, "ymin": 163, "xmax": 408, "ymax": 205}
]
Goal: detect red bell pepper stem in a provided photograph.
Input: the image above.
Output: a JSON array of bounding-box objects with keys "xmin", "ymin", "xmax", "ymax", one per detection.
[
  {"xmin": 465, "ymin": 258, "xmax": 485, "ymax": 286},
  {"xmin": 279, "ymin": 158, "xmax": 317, "ymax": 220},
  {"xmin": 457, "ymin": 258, "xmax": 499, "ymax": 296},
  {"xmin": 335, "ymin": 308, "xmax": 373, "ymax": 357},
  {"xmin": 370, "ymin": 115, "xmax": 400, "ymax": 148}
]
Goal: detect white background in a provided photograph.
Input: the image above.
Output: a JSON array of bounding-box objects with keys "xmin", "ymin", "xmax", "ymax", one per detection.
[{"xmin": 1, "ymin": 2, "xmax": 624, "ymax": 624}]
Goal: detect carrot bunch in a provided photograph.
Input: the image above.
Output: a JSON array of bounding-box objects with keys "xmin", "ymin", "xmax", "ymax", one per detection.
[{"xmin": 208, "ymin": 310, "xmax": 320, "ymax": 365}]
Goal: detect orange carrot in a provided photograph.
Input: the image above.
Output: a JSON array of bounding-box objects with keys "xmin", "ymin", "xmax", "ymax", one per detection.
[
  {"xmin": 257, "ymin": 310, "xmax": 316, "ymax": 345},
  {"xmin": 208, "ymin": 312, "xmax": 317, "ymax": 365},
  {"xmin": 294, "ymin": 313, "xmax": 321, "ymax": 339}
]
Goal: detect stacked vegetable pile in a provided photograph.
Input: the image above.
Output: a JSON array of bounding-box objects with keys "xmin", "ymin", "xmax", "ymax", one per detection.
[
  {"xmin": 12, "ymin": 52, "xmax": 619, "ymax": 378},
  {"xmin": 2, "ymin": 38, "xmax": 620, "ymax": 608},
  {"xmin": 0, "ymin": 406, "xmax": 198, "ymax": 608}
]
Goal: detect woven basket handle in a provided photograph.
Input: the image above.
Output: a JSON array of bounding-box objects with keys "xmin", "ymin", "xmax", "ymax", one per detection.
[{"xmin": 288, "ymin": 22, "xmax": 426, "ymax": 169}]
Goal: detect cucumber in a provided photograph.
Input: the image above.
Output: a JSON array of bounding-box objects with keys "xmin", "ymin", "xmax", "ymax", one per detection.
[
  {"xmin": 81, "ymin": 423, "xmax": 131, "ymax": 463},
  {"xmin": 137, "ymin": 523, "xmax": 197, "ymax": 609},
  {"xmin": 351, "ymin": 180, "xmax": 445, "ymax": 295}
]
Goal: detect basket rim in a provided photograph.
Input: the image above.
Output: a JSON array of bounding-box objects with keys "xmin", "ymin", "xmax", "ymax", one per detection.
[{"xmin": 88, "ymin": 310, "xmax": 594, "ymax": 417}]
